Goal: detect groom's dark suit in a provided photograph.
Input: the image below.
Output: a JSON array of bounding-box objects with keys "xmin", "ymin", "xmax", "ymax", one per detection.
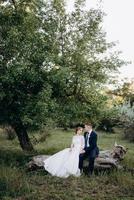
[{"xmin": 79, "ymin": 130, "xmax": 99, "ymax": 175}]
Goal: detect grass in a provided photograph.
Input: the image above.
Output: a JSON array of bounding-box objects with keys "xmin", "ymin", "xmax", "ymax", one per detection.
[{"xmin": 0, "ymin": 128, "xmax": 134, "ymax": 200}]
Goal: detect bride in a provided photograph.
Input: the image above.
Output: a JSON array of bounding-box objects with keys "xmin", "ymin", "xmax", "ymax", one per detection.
[{"xmin": 44, "ymin": 127, "xmax": 85, "ymax": 178}]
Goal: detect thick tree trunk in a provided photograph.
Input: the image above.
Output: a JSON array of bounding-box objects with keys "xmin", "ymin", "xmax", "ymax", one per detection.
[{"xmin": 11, "ymin": 119, "xmax": 34, "ymax": 152}]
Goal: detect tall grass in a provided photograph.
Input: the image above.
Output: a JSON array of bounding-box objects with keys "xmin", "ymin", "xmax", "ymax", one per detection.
[{"xmin": 0, "ymin": 128, "xmax": 134, "ymax": 200}]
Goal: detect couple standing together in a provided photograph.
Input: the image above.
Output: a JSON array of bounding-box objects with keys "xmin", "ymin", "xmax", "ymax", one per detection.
[{"xmin": 44, "ymin": 122, "xmax": 99, "ymax": 178}]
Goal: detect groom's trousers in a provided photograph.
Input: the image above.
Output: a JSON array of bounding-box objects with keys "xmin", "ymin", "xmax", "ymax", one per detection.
[{"xmin": 79, "ymin": 150, "xmax": 96, "ymax": 175}]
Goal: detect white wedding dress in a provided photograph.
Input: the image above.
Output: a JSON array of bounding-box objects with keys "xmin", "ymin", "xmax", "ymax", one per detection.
[{"xmin": 44, "ymin": 135, "xmax": 85, "ymax": 178}]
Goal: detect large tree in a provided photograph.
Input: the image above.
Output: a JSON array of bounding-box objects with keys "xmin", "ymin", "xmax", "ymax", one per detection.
[
  {"xmin": 0, "ymin": 0, "xmax": 55, "ymax": 151},
  {"xmin": 0, "ymin": 0, "xmax": 125, "ymax": 150}
]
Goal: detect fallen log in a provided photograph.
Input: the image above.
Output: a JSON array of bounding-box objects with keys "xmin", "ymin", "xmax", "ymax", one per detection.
[{"xmin": 26, "ymin": 143, "xmax": 127, "ymax": 171}]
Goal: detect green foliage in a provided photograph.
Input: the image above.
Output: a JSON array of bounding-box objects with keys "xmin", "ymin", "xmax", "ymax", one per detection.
[
  {"xmin": 113, "ymin": 80, "xmax": 134, "ymax": 105},
  {"xmin": 107, "ymin": 79, "xmax": 134, "ymax": 139},
  {"xmin": 45, "ymin": 0, "xmax": 125, "ymax": 127},
  {"xmin": 0, "ymin": 0, "xmax": 55, "ymax": 131},
  {"xmin": 119, "ymin": 102, "xmax": 134, "ymax": 121},
  {"xmin": 124, "ymin": 122, "xmax": 134, "ymax": 142},
  {"xmin": 0, "ymin": 0, "xmax": 126, "ymax": 150},
  {"xmin": 118, "ymin": 102, "xmax": 134, "ymax": 142},
  {"xmin": 98, "ymin": 106, "xmax": 120, "ymax": 132}
]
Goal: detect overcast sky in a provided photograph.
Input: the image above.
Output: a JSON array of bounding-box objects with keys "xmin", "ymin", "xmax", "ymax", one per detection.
[{"xmin": 67, "ymin": 0, "xmax": 134, "ymax": 81}]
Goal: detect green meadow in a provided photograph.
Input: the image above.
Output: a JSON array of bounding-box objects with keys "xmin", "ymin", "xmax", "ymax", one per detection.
[{"xmin": 0, "ymin": 128, "xmax": 134, "ymax": 200}]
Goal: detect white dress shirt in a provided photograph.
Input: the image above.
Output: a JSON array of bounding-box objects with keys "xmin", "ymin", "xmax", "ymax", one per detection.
[{"xmin": 86, "ymin": 130, "xmax": 92, "ymax": 147}]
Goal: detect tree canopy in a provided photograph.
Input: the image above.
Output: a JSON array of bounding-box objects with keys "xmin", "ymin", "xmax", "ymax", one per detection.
[{"xmin": 0, "ymin": 0, "xmax": 125, "ymax": 150}]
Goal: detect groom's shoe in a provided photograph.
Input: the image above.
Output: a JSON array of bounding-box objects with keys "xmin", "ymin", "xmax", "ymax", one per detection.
[
  {"xmin": 87, "ymin": 172, "xmax": 95, "ymax": 177},
  {"xmin": 80, "ymin": 169, "xmax": 84, "ymax": 175},
  {"xmin": 87, "ymin": 173, "xmax": 92, "ymax": 177},
  {"xmin": 86, "ymin": 169, "xmax": 93, "ymax": 176}
]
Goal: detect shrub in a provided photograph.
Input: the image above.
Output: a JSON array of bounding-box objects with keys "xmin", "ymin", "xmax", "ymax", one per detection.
[
  {"xmin": 124, "ymin": 122, "xmax": 134, "ymax": 142},
  {"xmin": 118, "ymin": 102, "xmax": 134, "ymax": 142},
  {"xmin": 4, "ymin": 126, "xmax": 16, "ymax": 140},
  {"xmin": 98, "ymin": 107, "xmax": 119, "ymax": 133}
]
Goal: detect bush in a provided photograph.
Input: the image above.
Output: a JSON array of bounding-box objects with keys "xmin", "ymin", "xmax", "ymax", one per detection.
[
  {"xmin": 4, "ymin": 126, "xmax": 16, "ymax": 140},
  {"xmin": 118, "ymin": 102, "xmax": 134, "ymax": 142},
  {"xmin": 98, "ymin": 107, "xmax": 119, "ymax": 133},
  {"xmin": 124, "ymin": 122, "xmax": 134, "ymax": 142}
]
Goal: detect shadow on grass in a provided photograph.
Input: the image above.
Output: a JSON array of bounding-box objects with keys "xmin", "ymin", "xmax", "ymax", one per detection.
[
  {"xmin": 0, "ymin": 148, "xmax": 46, "ymax": 200},
  {"xmin": 0, "ymin": 149, "xmax": 33, "ymax": 168}
]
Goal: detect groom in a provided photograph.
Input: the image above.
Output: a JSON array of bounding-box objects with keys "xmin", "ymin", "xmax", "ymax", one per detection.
[{"xmin": 79, "ymin": 122, "xmax": 99, "ymax": 175}]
